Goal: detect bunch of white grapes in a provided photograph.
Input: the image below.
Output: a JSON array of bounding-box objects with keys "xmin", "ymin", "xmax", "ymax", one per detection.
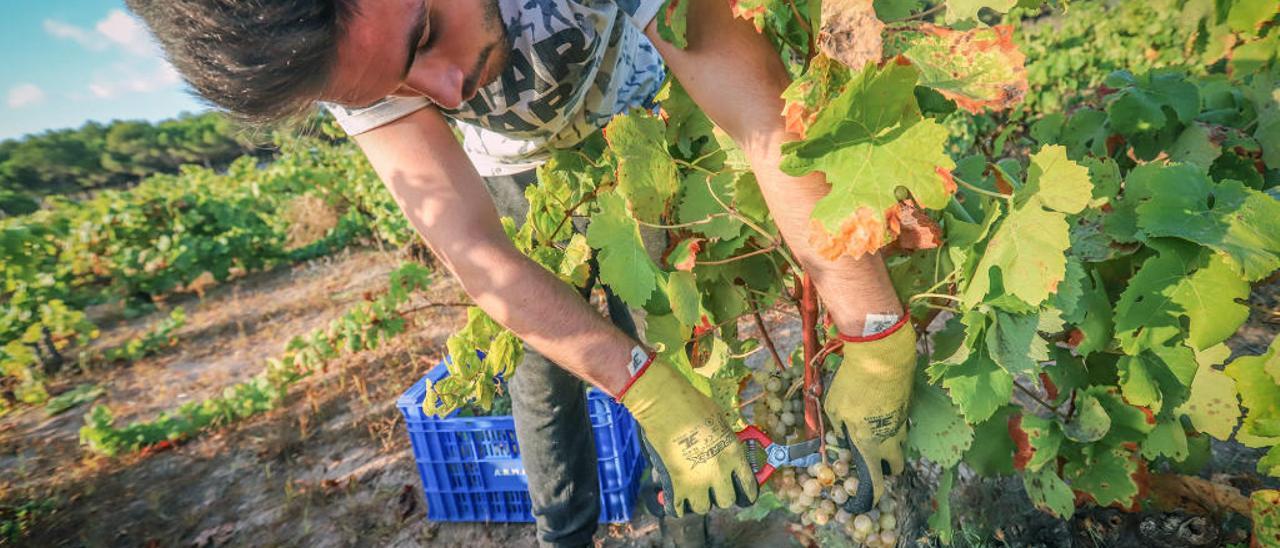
[{"xmin": 750, "ymin": 365, "xmax": 899, "ymax": 547}]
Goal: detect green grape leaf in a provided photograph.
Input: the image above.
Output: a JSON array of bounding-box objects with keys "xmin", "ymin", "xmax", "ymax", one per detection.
[
  {"xmin": 1232, "ymin": 32, "xmax": 1280, "ymax": 78},
  {"xmin": 1051, "ymin": 258, "xmax": 1087, "ymax": 323},
  {"xmin": 908, "ymin": 377, "xmax": 975, "ymax": 468},
  {"xmin": 874, "ymin": 0, "xmax": 925, "ymax": 21},
  {"xmin": 1064, "ymin": 446, "xmax": 1140, "ymax": 507},
  {"xmin": 1114, "ymin": 239, "xmax": 1250, "ymax": 353},
  {"xmin": 603, "ymin": 111, "xmax": 679, "ymax": 223},
  {"xmin": 817, "ymin": 0, "xmax": 884, "ymax": 72},
  {"xmin": 1104, "ymin": 70, "xmax": 1200, "ymax": 134},
  {"xmin": 656, "ymin": 0, "xmax": 689, "ymax": 49},
  {"xmin": 1023, "ymin": 467, "xmax": 1076, "ymax": 518},
  {"xmin": 944, "ymin": 0, "xmax": 1017, "ymax": 23},
  {"xmin": 678, "ymin": 171, "xmax": 743, "ymax": 241},
  {"xmin": 732, "ymin": 172, "xmax": 769, "ymax": 222},
  {"xmin": 962, "ymin": 146, "xmax": 1092, "ymax": 308},
  {"xmin": 1141, "ymin": 416, "xmax": 1189, "ymax": 462},
  {"xmin": 668, "ymin": 237, "xmax": 702, "ymax": 271},
  {"xmin": 735, "ymin": 491, "xmax": 785, "ymax": 521},
  {"xmin": 1224, "ymin": 337, "xmax": 1280, "ymax": 448},
  {"xmin": 666, "ymin": 271, "xmax": 702, "ymax": 328},
  {"xmin": 902, "ymin": 24, "xmax": 1029, "ymax": 114},
  {"xmin": 1252, "ymin": 490, "xmax": 1280, "ymax": 541},
  {"xmin": 928, "ymin": 467, "xmax": 957, "ymax": 544},
  {"xmin": 938, "ymin": 345, "xmax": 1014, "ymax": 423},
  {"xmin": 1261, "ymin": 447, "xmax": 1280, "ymax": 477},
  {"xmin": 964, "ymin": 406, "xmax": 1017, "ymax": 476},
  {"xmin": 1169, "ymin": 124, "xmax": 1223, "ymax": 169},
  {"xmin": 1071, "ymin": 270, "xmax": 1115, "ymax": 357},
  {"xmin": 1021, "ymin": 414, "xmax": 1064, "ymax": 473},
  {"xmin": 1227, "ymin": 0, "xmax": 1279, "ymax": 35},
  {"xmin": 986, "ymin": 310, "xmax": 1049, "ymax": 375},
  {"xmin": 780, "ymin": 55, "xmax": 853, "ymax": 139},
  {"xmin": 1245, "ymin": 68, "xmax": 1280, "ymax": 170},
  {"xmin": 558, "ymin": 233, "xmax": 593, "ymax": 287},
  {"xmin": 586, "ymin": 193, "xmax": 660, "ymax": 308},
  {"xmin": 1064, "ymin": 391, "xmax": 1111, "ymax": 443},
  {"xmin": 1095, "ymin": 386, "xmax": 1159, "ymax": 445},
  {"xmin": 1119, "ymin": 352, "xmax": 1171, "ymax": 412},
  {"xmin": 1128, "ymin": 165, "xmax": 1280, "ymax": 281},
  {"xmin": 781, "ymin": 62, "xmax": 956, "ymax": 259}
]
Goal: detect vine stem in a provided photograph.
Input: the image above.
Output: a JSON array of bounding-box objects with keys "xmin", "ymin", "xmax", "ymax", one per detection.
[
  {"xmin": 751, "ymin": 305, "xmax": 788, "ymax": 372},
  {"xmin": 910, "ymin": 292, "xmax": 963, "ymax": 303},
  {"xmin": 954, "ymin": 175, "xmax": 1012, "ymax": 201},
  {"xmin": 547, "ymin": 189, "xmax": 599, "ymax": 244},
  {"xmin": 903, "ymin": 3, "xmax": 946, "ymax": 21},
  {"xmin": 1014, "ymin": 380, "xmax": 1070, "ymax": 422},
  {"xmin": 634, "ymin": 214, "xmax": 728, "ymax": 230},
  {"xmin": 799, "ymin": 273, "xmax": 823, "ymax": 440},
  {"xmin": 696, "ymin": 244, "xmax": 780, "ymax": 266}
]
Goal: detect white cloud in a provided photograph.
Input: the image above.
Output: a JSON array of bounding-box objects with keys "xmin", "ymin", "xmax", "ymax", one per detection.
[
  {"xmin": 44, "ymin": 10, "xmax": 158, "ymax": 57},
  {"xmin": 95, "ymin": 10, "xmax": 159, "ymax": 57},
  {"xmin": 43, "ymin": 19, "xmax": 107, "ymax": 51},
  {"xmin": 88, "ymin": 62, "xmax": 182, "ymax": 99},
  {"xmin": 8, "ymin": 84, "xmax": 47, "ymax": 109}
]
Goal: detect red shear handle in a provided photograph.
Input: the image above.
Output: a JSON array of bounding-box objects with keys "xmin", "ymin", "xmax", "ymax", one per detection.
[{"xmin": 737, "ymin": 425, "xmax": 775, "ymax": 485}]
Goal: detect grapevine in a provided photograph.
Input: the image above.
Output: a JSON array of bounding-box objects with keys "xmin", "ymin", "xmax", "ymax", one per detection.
[{"xmin": 425, "ymin": 0, "xmax": 1280, "ymax": 542}]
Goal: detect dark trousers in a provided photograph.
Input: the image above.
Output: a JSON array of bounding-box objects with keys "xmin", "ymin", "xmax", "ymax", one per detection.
[{"xmin": 483, "ymin": 170, "xmax": 640, "ymax": 548}]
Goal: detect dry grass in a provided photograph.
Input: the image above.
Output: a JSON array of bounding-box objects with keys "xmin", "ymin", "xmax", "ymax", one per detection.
[{"xmin": 282, "ymin": 194, "xmax": 341, "ymax": 251}]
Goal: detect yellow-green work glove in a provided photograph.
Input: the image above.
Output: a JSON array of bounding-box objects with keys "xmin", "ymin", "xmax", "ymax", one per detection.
[
  {"xmin": 824, "ymin": 315, "xmax": 916, "ymax": 513},
  {"xmin": 618, "ymin": 351, "xmax": 758, "ymax": 516}
]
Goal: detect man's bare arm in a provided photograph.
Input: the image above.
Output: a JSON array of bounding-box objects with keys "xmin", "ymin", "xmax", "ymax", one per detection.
[
  {"xmin": 644, "ymin": 3, "xmax": 903, "ymax": 336},
  {"xmin": 353, "ymin": 107, "xmax": 636, "ymax": 395}
]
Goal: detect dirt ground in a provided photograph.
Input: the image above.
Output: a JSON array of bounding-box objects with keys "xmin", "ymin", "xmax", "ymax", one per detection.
[{"xmin": 2, "ymin": 247, "xmax": 1278, "ymax": 547}]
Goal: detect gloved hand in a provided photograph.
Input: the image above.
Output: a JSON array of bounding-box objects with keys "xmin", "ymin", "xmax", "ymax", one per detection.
[
  {"xmin": 618, "ymin": 352, "xmax": 758, "ymax": 516},
  {"xmin": 823, "ymin": 315, "xmax": 916, "ymax": 514}
]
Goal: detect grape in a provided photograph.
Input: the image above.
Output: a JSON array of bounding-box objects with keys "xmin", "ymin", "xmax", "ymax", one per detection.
[
  {"xmin": 879, "ymin": 513, "xmax": 897, "ymax": 531},
  {"xmin": 797, "ymin": 493, "xmax": 816, "ymax": 508},
  {"xmin": 843, "ymin": 477, "xmax": 859, "ymax": 495},
  {"xmin": 780, "ymin": 470, "xmax": 797, "ymax": 488},
  {"xmin": 791, "ymin": 399, "xmax": 804, "ymax": 412},
  {"xmin": 833, "ymin": 460, "xmax": 850, "ymax": 477},
  {"xmin": 825, "ymin": 431, "xmax": 840, "ymax": 446},
  {"xmin": 766, "ymin": 395, "xmax": 783, "ymax": 412},
  {"xmin": 868, "ymin": 509, "xmax": 881, "ymax": 521},
  {"xmin": 838, "ymin": 448, "xmax": 853, "ymax": 463},
  {"xmin": 801, "ymin": 478, "xmax": 822, "ymax": 497},
  {"xmin": 852, "ymin": 514, "xmax": 873, "ymax": 534},
  {"xmin": 815, "ymin": 464, "xmax": 836, "ymax": 486},
  {"xmin": 781, "ymin": 411, "xmax": 797, "ymax": 426},
  {"xmin": 831, "ymin": 487, "xmax": 849, "ymax": 505},
  {"xmin": 835, "ymin": 509, "xmax": 852, "ymax": 524},
  {"xmin": 788, "ymin": 501, "xmax": 806, "ymax": 515},
  {"xmin": 879, "ymin": 530, "xmax": 898, "ymax": 546},
  {"xmin": 877, "ymin": 496, "xmax": 896, "ymax": 513},
  {"xmin": 819, "ymin": 499, "xmax": 836, "ymax": 515},
  {"xmin": 865, "ymin": 532, "xmax": 881, "ymax": 546},
  {"xmin": 812, "ymin": 509, "xmax": 831, "ymax": 526},
  {"xmin": 786, "ymin": 484, "xmax": 803, "ymax": 501},
  {"xmin": 807, "ymin": 462, "xmax": 821, "ymax": 477},
  {"xmin": 766, "ymin": 377, "xmax": 783, "ymax": 393},
  {"xmin": 800, "ymin": 510, "xmax": 814, "ymax": 527}
]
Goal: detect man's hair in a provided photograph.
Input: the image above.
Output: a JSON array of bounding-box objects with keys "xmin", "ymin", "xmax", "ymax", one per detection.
[{"xmin": 126, "ymin": 0, "xmax": 359, "ymax": 124}]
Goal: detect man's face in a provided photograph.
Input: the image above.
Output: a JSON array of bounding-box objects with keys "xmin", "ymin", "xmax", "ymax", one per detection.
[{"xmin": 323, "ymin": 0, "xmax": 507, "ymax": 110}]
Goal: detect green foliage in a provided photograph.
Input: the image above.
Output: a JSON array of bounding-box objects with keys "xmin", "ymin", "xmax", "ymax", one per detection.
[{"xmin": 43, "ymin": 383, "xmax": 104, "ymax": 416}]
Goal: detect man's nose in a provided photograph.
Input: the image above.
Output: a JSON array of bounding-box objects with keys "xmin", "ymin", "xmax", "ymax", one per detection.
[{"xmin": 403, "ymin": 59, "xmax": 467, "ymax": 109}]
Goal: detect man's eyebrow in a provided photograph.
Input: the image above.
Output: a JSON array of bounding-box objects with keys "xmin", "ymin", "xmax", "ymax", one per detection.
[{"xmin": 402, "ymin": 1, "xmax": 428, "ymax": 79}]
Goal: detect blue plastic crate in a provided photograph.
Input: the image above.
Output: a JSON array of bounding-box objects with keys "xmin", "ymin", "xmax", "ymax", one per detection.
[{"xmin": 397, "ymin": 359, "xmax": 646, "ymax": 523}]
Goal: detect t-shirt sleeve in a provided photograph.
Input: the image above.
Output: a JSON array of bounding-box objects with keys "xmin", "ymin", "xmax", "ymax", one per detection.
[
  {"xmin": 322, "ymin": 96, "xmax": 432, "ymax": 136},
  {"xmin": 613, "ymin": 0, "xmax": 664, "ymax": 31}
]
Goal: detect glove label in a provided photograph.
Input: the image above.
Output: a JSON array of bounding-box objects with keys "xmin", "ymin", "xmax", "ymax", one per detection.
[
  {"xmin": 862, "ymin": 313, "xmax": 901, "ymax": 337},
  {"xmin": 675, "ymin": 416, "xmax": 737, "ymax": 466},
  {"xmin": 865, "ymin": 402, "xmax": 908, "ymax": 441}
]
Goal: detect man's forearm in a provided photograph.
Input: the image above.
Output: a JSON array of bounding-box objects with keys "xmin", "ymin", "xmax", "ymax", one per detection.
[
  {"xmin": 433, "ymin": 234, "xmax": 637, "ymax": 396},
  {"xmin": 646, "ymin": 3, "xmax": 903, "ymax": 337}
]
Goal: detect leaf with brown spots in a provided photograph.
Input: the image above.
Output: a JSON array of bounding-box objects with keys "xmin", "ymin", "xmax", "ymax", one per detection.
[
  {"xmin": 901, "ymin": 24, "xmax": 1029, "ymax": 114},
  {"xmin": 818, "ymin": 0, "xmax": 885, "ymax": 71}
]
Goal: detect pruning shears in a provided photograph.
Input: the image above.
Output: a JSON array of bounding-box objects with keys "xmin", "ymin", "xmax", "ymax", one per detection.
[{"xmin": 640, "ymin": 425, "xmax": 820, "ymax": 516}]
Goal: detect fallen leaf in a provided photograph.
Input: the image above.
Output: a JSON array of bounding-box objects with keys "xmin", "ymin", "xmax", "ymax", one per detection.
[{"xmin": 818, "ymin": 0, "xmax": 885, "ymax": 71}]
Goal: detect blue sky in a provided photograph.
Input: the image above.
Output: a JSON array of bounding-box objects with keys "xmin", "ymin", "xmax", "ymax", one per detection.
[{"xmin": 1, "ymin": 0, "xmax": 207, "ymax": 141}]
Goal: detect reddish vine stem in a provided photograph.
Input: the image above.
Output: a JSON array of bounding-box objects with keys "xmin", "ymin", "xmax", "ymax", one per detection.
[
  {"xmin": 1013, "ymin": 379, "xmax": 1070, "ymax": 422},
  {"xmin": 751, "ymin": 307, "xmax": 787, "ymax": 372},
  {"xmin": 799, "ymin": 273, "xmax": 822, "ymax": 439}
]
